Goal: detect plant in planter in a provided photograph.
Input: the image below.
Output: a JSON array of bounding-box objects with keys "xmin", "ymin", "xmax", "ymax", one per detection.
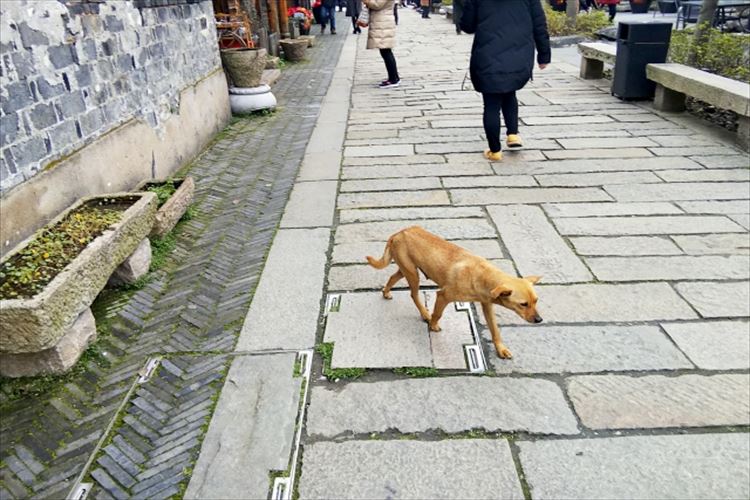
[
  {"xmin": 288, "ymin": 6, "xmax": 313, "ymax": 34},
  {"xmin": 138, "ymin": 177, "xmax": 196, "ymax": 238},
  {"xmin": 0, "ymin": 193, "xmax": 157, "ymax": 377},
  {"xmin": 220, "ymin": 48, "xmax": 268, "ymax": 88}
]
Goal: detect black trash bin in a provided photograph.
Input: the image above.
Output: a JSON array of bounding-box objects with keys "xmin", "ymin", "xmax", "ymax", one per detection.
[{"xmin": 612, "ymin": 21, "xmax": 672, "ymax": 100}]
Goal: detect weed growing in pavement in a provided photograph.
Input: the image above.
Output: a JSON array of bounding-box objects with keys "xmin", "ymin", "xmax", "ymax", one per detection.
[
  {"xmin": 315, "ymin": 343, "xmax": 366, "ymax": 380},
  {"xmin": 393, "ymin": 367, "xmax": 438, "ymax": 378}
]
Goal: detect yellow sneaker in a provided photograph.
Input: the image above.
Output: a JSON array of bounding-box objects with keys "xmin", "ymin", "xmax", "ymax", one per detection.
[
  {"xmin": 484, "ymin": 149, "xmax": 503, "ymax": 161},
  {"xmin": 506, "ymin": 134, "xmax": 523, "ymax": 148}
]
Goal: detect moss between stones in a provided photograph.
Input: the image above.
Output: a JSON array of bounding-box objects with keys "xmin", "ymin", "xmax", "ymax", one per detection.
[{"xmin": 315, "ymin": 343, "xmax": 366, "ymax": 380}]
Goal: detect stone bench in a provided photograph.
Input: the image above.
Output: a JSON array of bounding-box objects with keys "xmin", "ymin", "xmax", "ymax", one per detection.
[
  {"xmin": 577, "ymin": 42, "xmax": 617, "ymax": 80},
  {"xmin": 647, "ymin": 63, "xmax": 750, "ymax": 150}
]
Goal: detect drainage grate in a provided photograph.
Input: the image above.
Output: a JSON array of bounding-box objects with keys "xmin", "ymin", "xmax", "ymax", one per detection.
[
  {"xmin": 66, "ymin": 482, "xmax": 92, "ymax": 500},
  {"xmin": 455, "ymin": 301, "xmax": 486, "ymax": 373},
  {"xmin": 137, "ymin": 356, "xmax": 161, "ymax": 384},
  {"xmin": 272, "ymin": 477, "xmax": 292, "ymax": 500},
  {"xmin": 325, "ymin": 294, "xmax": 341, "ymax": 315}
]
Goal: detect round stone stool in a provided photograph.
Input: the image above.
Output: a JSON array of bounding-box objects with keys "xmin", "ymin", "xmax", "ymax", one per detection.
[{"xmin": 229, "ymin": 84, "xmax": 277, "ymax": 114}]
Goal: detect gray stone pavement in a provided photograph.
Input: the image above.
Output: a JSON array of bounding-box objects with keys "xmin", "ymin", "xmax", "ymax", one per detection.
[{"xmin": 2, "ymin": 6, "xmax": 749, "ymax": 500}]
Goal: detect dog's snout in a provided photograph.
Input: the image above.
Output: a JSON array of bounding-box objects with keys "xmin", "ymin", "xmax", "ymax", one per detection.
[{"xmin": 533, "ymin": 315, "xmax": 543, "ymax": 324}]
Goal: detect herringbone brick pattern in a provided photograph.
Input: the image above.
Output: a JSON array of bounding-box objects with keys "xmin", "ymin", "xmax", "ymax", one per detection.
[{"xmin": 0, "ymin": 25, "xmax": 346, "ymax": 499}]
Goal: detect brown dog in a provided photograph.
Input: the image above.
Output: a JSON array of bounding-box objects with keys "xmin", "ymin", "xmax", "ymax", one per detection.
[{"xmin": 366, "ymin": 226, "xmax": 542, "ymax": 359}]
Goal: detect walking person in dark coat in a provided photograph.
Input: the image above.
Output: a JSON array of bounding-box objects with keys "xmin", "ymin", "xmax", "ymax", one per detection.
[
  {"xmin": 347, "ymin": 0, "xmax": 362, "ymax": 33},
  {"xmin": 460, "ymin": 0, "xmax": 551, "ymax": 161},
  {"xmin": 320, "ymin": 0, "xmax": 337, "ymax": 34},
  {"xmin": 453, "ymin": 0, "xmax": 465, "ymax": 33}
]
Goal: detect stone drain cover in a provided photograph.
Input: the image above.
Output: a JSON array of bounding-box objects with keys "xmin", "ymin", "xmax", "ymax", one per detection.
[{"xmin": 324, "ymin": 291, "xmax": 485, "ymax": 371}]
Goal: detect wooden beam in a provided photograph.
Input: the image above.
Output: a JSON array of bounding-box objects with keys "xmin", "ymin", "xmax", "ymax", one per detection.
[{"xmin": 266, "ymin": 0, "xmax": 278, "ymax": 34}]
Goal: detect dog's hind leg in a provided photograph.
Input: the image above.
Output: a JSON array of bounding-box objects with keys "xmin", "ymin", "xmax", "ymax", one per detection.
[
  {"xmin": 382, "ymin": 269, "xmax": 403, "ymax": 299},
  {"xmin": 402, "ymin": 267, "xmax": 431, "ymax": 322}
]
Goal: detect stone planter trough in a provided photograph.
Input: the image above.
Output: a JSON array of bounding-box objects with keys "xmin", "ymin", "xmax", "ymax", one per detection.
[
  {"xmin": 138, "ymin": 177, "xmax": 195, "ymax": 238},
  {"xmin": 280, "ymin": 39, "xmax": 307, "ymax": 62},
  {"xmin": 0, "ymin": 192, "xmax": 157, "ymax": 377}
]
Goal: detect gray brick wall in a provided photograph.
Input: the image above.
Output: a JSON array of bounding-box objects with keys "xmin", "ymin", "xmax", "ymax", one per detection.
[{"xmin": 0, "ymin": 0, "xmax": 221, "ymax": 193}]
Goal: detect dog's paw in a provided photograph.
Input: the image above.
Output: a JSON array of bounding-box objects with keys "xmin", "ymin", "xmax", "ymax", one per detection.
[
  {"xmin": 382, "ymin": 290, "xmax": 392, "ymax": 300},
  {"xmin": 429, "ymin": 323, "xmax": 442, "ymax": 332},
  {"xmin": 496, "ymin": 345, "xmax": 513, "ymax": 359}
]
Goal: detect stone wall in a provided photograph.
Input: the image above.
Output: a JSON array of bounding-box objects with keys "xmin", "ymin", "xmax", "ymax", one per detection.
[{"xmin": 0, "ymin": 0, "xmax": 222, "ymax": 193}]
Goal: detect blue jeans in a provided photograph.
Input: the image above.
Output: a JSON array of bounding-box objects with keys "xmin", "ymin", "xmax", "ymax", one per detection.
[{"xmin": 321, "ymin": 5, "xmax": 336, "ymax": 31}]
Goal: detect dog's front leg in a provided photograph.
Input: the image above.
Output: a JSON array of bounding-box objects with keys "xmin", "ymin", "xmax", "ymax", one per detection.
[
  {"xmin": 481, "ymin": 302, "xmax": 512, "ymax": 359},
  {"xmin": 428, "ymin": 290, "xmax": 449, "ymax": 332}
]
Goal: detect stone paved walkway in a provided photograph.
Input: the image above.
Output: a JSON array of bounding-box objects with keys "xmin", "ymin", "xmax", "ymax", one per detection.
[{"xmin": 2, "ymin": 6, "xmax": 750, "ymax": 500}]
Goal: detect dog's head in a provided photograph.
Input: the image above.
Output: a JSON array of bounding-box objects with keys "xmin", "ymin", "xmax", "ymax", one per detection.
[{"xmin": 490, "ymin": 275, "xmax": 542, "ymax": 324}]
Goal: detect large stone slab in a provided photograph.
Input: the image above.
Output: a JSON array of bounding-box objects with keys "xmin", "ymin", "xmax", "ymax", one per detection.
[
  {"xmin": 335, "ymin": 219, "xmax": 498, "ymax": 243},
  {"xmin": 554, "ymin": 215, "xmax": 744, "ymax": 236},
  {"xmin": 536, "ymin": 171, "xmax": 662, "ymax": 187},
  {"xmin": 543, "ymin": 148, "xmax": 654, "ymax": 160},
  {"xmin": 324, "ymin": 291, "xmax": 475, "ymax": 369},
  {"xmin": 332, "ymin": 239, "xmax": 504, "ymax": 264},
  {"xmin": 489, "ymin": 325, "xmax": 691, "ymax": 374},
  {"xmin": 655, "ymin": 168, "xmax": 750, "ymax": 182},
  {"xmin": 490, "ymin": 283, "xmax": 697, "ymax": 325},
  {"xmin": 340, "ymin": 178, "xmax": 442, "ymax": 192},
  {"xmin": 325, "ymin": 291, "xmax": 433, "ymax": 368},
  {"xmin": 451, "ymin": 187, "xmax": 611, "ymax": 206},
  {"xmin": 586, "ymin": 255, "xmax": 750, "ymax": 281},
  {"xmin": 306, "ymin": 377, "xmax": 579, "ymax": 436},
  {"xmin": 184, "ymin": 354, "xmax": 301, "ymax": 500},
  {"xmin": 442, "ymin": 175, "xmax": 537, "ymax": 188},
  {"xmin": 339, "ymin": 206, "xmax": 484, "ymax": 224},
  {"xmin": 675, "ymin": 281, "xmax": 750, "ymax": 318},
  {"xmin": 543, "ymin": 202, "xmax": 683, "ymax": 218},
  {"xmin": 235, "ymin": 229, "xmax": 329, "ymax": 351},
  {"xmin": 672, "ymin": 234, "xmax": 750, "ymax": 255},
  {"xmin": 108, "ymin": 238, "xmax": 152, "ymax": 286},
  {"xmin": 344, "ymin": 145, "xmax": 415, "ymax": 157},
  {"xmin": 605, "ymin": 182, "xmax": 750, "ymax": 202},
  {"xmin": 567, "ymin": 373, "xmax": 750, "ymax": 429},
  {"xmin": 338, "ymin": 190, "xmax": 450, "ymax": 209},
  {"xmin": 343, "ymin": 163, "xmax": 494, "ymax": 179},
  {"xmin": 662, "ymin": 320, "xmax": 750, "ymax": 370},
  {"xmin": 570, "ymin": 236, "xmax": 681, "ymax": 256},
  {"xmin": 519, "ymin": 434, "xmax": 750, "ymax": 500},
  {"xmin": 677, "ymin": 200, "xmax": 750, "ymax": 215},
  {"xmin": 280, "ymin": 180, "xmax": 337, "ymax": 228},
  {"xmin": 299, "ymin": 440, "xmax": 523, "ymax": 500},
  {"xmin": 522, "ymin": 115, "xmax": 614, "ymax": 125},
  {"xmin": 557, "ymin": 137, "xmax": 658, "ymax": 149},
  {"xmin": 487, "ymin": 205, "xmax": 592, "ymax": 283}
]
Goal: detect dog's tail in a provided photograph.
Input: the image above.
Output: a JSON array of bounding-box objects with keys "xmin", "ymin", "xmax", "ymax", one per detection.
[{"xmin": 366, "ymin": 238, "xmax": 392, "ymax": 269}]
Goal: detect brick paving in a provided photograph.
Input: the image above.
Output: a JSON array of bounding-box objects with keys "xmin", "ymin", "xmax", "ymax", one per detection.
[{"xmin": 0, "ymin": 25, "xmax": 346, "ymax": 499}]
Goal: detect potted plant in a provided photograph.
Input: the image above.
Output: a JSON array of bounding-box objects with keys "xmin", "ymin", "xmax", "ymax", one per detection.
[
  {"xmin": 220, "ymin": 48, "xmax": 268, "ymax": 88},
  {"xmin": 288, "ymin": 6, "xmax": 314, "ymax": 35},
  {"xmin": 137, "ymin": 177, "xmax": 195, "ymax": 238},
  {"xmin": 0, "ymin": 193, "xmax": 157, "ymax": 377}
]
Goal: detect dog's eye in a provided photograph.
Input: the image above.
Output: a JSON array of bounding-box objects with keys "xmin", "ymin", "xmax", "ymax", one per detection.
[{"xmin": 520, "ymin": 302, "xmax": 528, "ymax": 307}]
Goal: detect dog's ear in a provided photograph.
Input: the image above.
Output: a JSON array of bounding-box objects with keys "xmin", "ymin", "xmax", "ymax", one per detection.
[
  {"xmin": 490, "ymin": 284, "xmax": 513, "ymax": 299},
  {"xmin": 524, "ymin": 275, "xmax": 542, "ymax": 284}
]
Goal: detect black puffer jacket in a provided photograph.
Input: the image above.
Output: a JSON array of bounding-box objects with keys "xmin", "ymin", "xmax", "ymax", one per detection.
[{"xmin": 460, "ymin": 0, "xmax": 551, "ymax": 94}]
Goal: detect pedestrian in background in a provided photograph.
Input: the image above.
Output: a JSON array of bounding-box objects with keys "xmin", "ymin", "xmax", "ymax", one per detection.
[
  {"xmin": 460, "ymin": 0, "xmax": 550, "ymax": 161},
  {"xmin": 597, "ymin": 0, "xmax": 619, "ymax": 22},
  {"xmin": 420, "ymin": 0, "xmax": 430, "ymax": 18},
  {"xmin": 453, "ymin": 0, "xmax": 465, "ymax": 33},
  {"xmin": 364, "ymin": 0, "xmax": 400, "ymax": 88},
  {"xmin": 320, "ymin": 0, "xmax": 337, "ymax": 34},
  {"xmin": 347, "ymin": 0, "xmax": 362, "ymax": 33}
]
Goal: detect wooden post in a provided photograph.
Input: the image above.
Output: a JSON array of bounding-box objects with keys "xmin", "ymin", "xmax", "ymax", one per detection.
[
  {"xmin": 266, "ymin": 0, "xmax": 279, "ymax": 35},
  {"xmin": 278, "ymin": 0, "xmax": 290, "ymax": 38}
]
